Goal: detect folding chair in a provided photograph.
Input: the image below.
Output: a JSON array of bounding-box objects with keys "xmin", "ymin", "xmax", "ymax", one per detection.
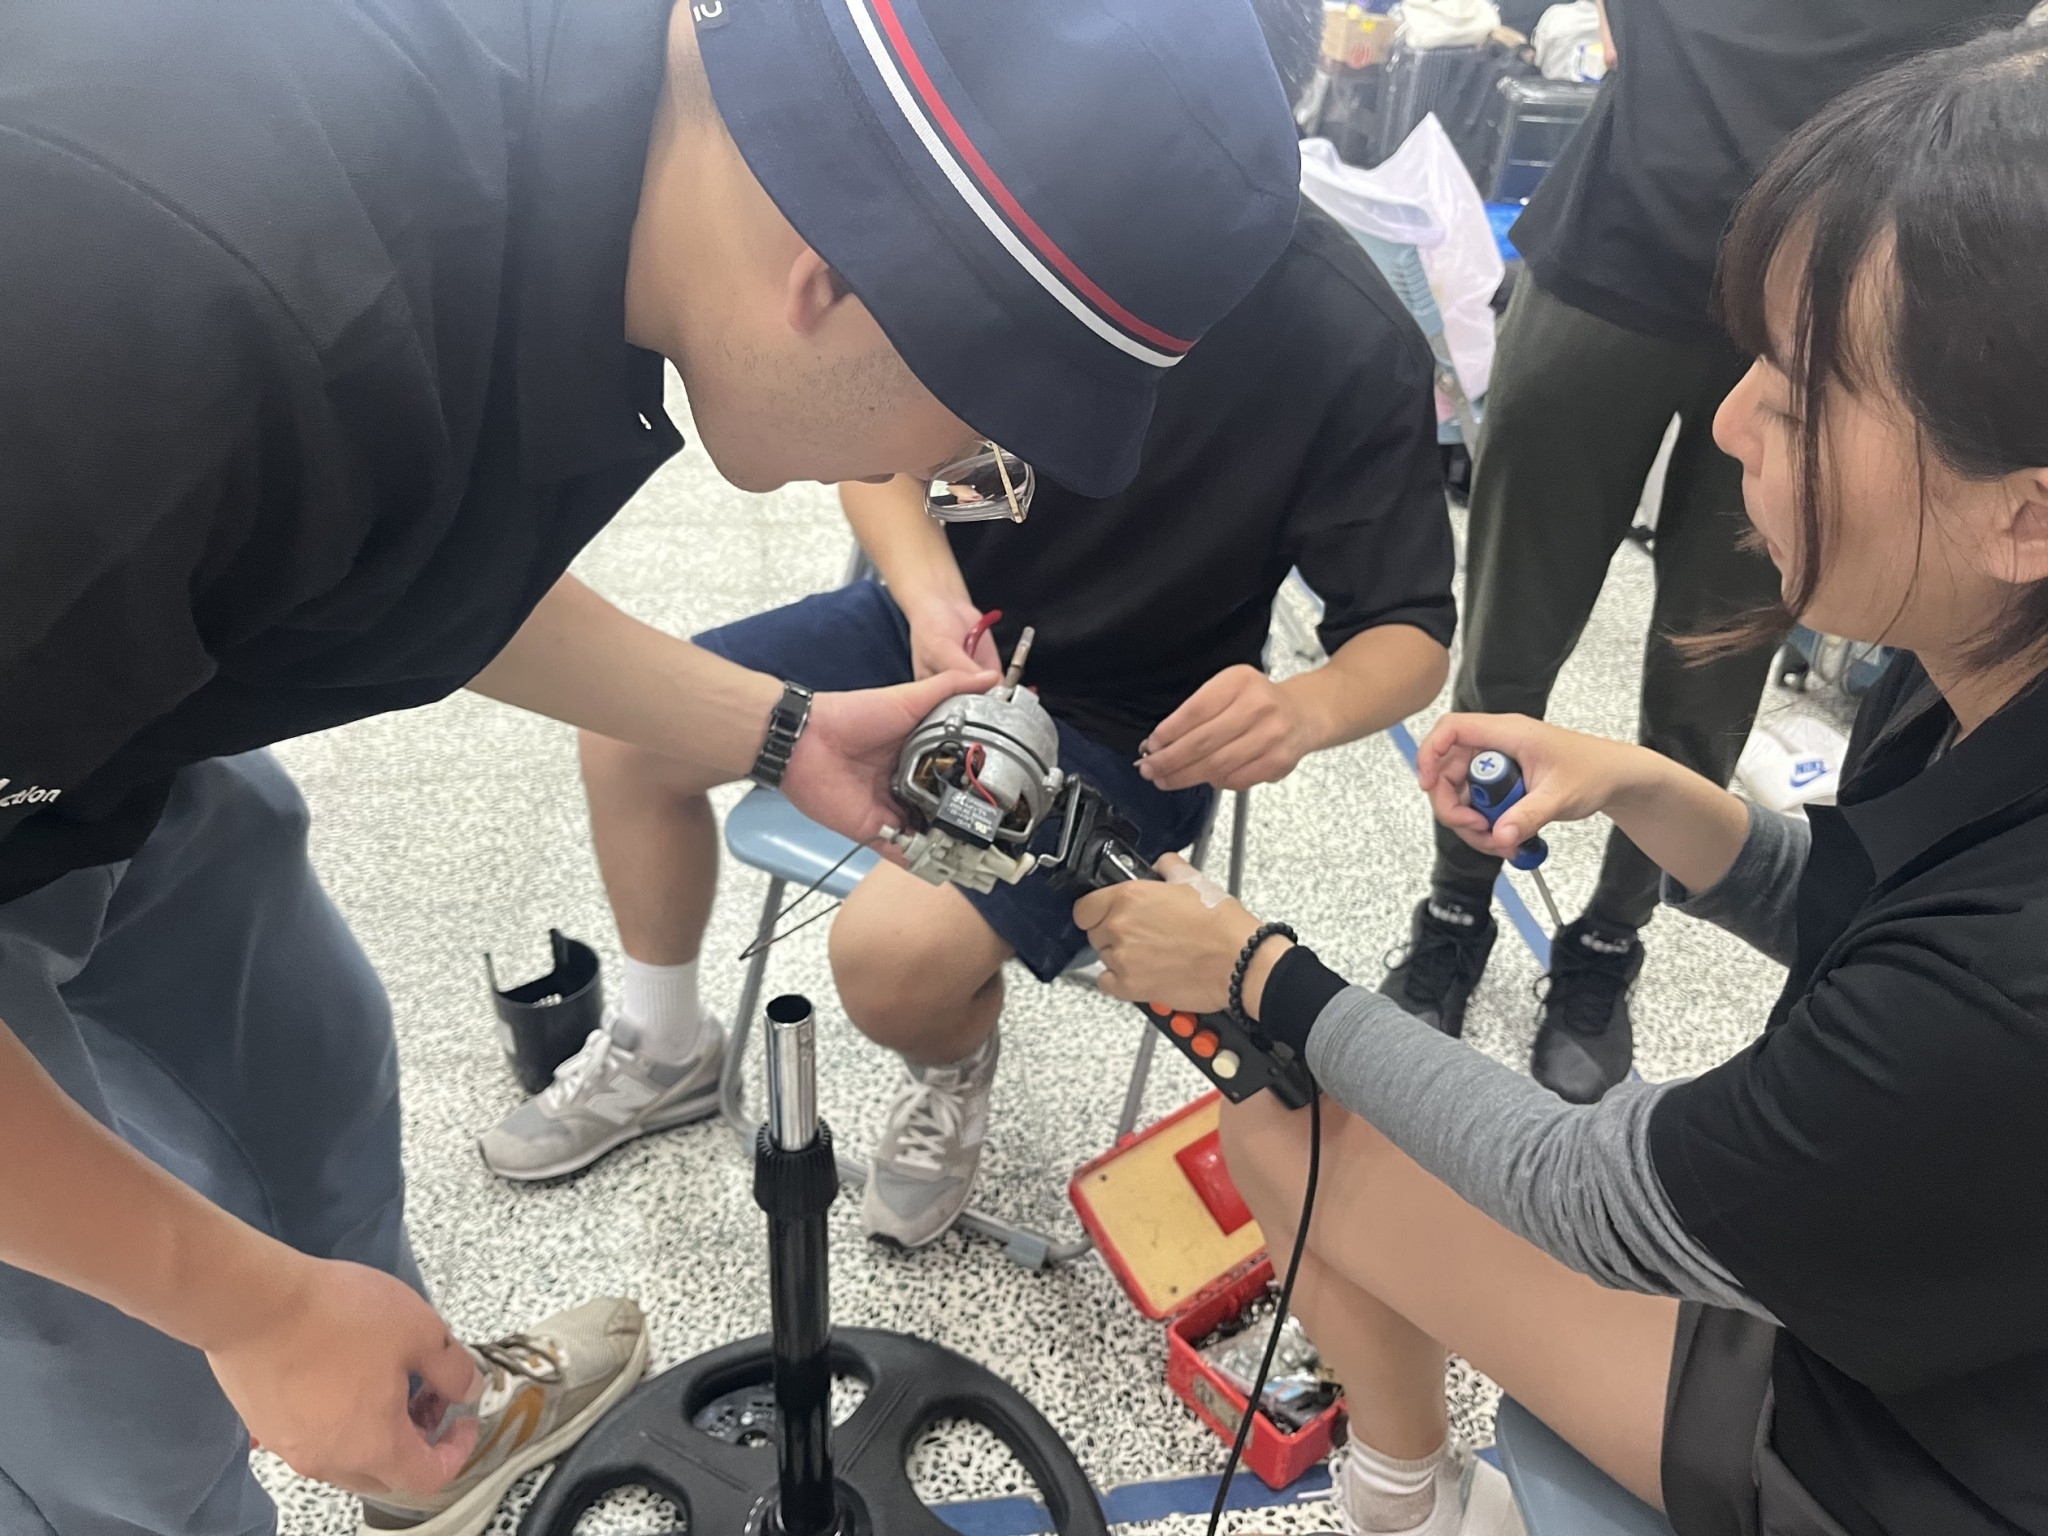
[
  {"xmin": 714, "ymin": 546, "xmax": 1249, "ymax": 1270},
  {"xmin": 1493, "ymin": 1398, "xmax": 1677, "ymax": 1536}
]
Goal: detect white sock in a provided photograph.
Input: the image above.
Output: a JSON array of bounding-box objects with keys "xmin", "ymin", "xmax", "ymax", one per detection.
[
  {"xmin": 616, "ymin": 955, "xmax": 711, "ymax": 1064},
  {"xmin": 1337, "ymin": 1437, "xmax": 1448, "ymax": 1534}
]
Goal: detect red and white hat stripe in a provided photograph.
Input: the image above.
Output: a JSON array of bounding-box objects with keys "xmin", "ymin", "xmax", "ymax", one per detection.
[{"xmin": 844, "ymin": 0, "xmax": 1194, "ymax": 369}]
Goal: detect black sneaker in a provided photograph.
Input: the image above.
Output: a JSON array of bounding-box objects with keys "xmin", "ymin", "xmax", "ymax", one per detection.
[
  {"xmin": 1532, "ymin": 917, "xmax": 1645, "ymax": 1103},
  {"xmin": 1379, "ymin": 898, "xmax": 1497, "ymax": 1038}
]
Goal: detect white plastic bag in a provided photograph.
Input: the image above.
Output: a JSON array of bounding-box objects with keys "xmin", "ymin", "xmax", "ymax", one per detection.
[
  {"xmin": 1735, "ymin": 713, "xmax": 1850, "ymax": 813},
  {"xmin": 1532, "ymin": 1, "xmax": 1607, "ymax": 81},
  {"xmin": 1394, "ymin": 0, "xmax": 1501, "ymax": 50},
  {"xmin": 1299, "ymin": 127, "xmax": 1502, "ymax": 403}
]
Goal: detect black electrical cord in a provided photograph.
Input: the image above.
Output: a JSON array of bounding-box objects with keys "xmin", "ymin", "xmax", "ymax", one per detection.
[
  {"xmin": 736, "ymin": 837, "xmax": 883, "ymax": 961},
  {"xmin": 1205, "ymin": 1088, "xmax": 1321, "ymax": 1536}
]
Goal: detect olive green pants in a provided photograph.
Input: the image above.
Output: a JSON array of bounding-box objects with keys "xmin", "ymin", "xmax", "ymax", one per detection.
[{"xmin": 1433, "ymin": 277, "xmax": 1781, "ymax": 931}]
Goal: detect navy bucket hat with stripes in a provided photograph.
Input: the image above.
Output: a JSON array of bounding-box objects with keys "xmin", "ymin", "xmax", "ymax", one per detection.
[{"xmin": 695, "ymin": 0, "xmax": 1302, "ymax": 498}]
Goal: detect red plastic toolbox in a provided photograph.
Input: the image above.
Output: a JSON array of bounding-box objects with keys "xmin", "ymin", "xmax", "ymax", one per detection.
[{"xmin": 1070, "ymin": 1093, "xmax": 1342, "ymax": 1489}]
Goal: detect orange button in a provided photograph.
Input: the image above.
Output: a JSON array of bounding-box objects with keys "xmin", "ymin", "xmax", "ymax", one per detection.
[
  {"xmin": 1147, "ymin": 1000, "xmax": 1173, "ymax": 1018},
  {"xmin": 1191, "ymin": 1030, "xmax": 1220, "ymax": 1059},
  {"xmin": 1169, "ymin": 1013, "xmax": 1198, "ymax": 1039}
]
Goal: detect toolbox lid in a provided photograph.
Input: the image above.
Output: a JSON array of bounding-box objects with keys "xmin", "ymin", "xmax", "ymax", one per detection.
[{"xmin": 1069, "ymin": 1092, "xmax": 1270, "ymax": 1320}]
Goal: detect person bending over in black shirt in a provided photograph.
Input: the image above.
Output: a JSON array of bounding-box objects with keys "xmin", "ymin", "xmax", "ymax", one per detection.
[
  {"xmin": 1078, "ymin": 28, "xmax": 2048, "ymax": 1536},
  {"xmin": 0, "ymin": 0, "xmax": 1300, "ymax": 1525},
  {"xmin": 479, "ymin": 204, "xmax": 1457, "ymax": 1256}
]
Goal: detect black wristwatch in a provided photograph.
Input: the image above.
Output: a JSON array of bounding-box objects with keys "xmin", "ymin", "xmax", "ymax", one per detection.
[{"xmin": 750, "ymin": 681, "xmax": 814, "ymax": 790}]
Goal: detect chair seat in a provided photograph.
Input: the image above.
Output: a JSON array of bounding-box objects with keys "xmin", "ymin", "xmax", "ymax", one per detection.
[
  {"xmin": 724, "ymin": 788, "xmax": 880, "ymax": 898},
  {"xmin": 1494, "ymin": 1398, "xmax": 1676, "ymax": 1536}
]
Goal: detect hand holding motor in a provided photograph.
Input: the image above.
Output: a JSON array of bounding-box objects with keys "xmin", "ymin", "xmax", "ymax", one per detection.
[
  {"xmin": 206, "ymin": 1254, "xmax": 479, "ymax": 1497},
  {"xmin": 1139, "ymin": 666, "xmax": 1313, "ymax": 793},
  {"xmin": 899, "ymin": 591, "xmax": 1003, "ymax": 680},
  {"xmin": 1417, "ymin": 713, "xmax": 1654, "ymax": 859},
  {"xmin": 784, "ymin": 670, "xmax": 1000, "ymax": 848},
  {"xmin": 1074, "ymin": 853, "xmax": 1288, "ymax": 1016}
]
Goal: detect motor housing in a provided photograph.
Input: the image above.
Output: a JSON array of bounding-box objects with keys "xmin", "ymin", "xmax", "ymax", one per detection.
[{"xmin": 881, "ymin": 635, "xmax": 1065, "ymax": 892}]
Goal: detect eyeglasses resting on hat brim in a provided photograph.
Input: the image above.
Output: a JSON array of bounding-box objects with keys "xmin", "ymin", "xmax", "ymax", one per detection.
[{"xmin": 924, "ymin": 441, "xmax": 1035, "ymax": 524}]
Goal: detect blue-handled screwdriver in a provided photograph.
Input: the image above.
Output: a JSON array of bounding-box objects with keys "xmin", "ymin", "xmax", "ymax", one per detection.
[{"xmin": 1468, "ymin": 750, "xmax": 1565, "ymax": 933}]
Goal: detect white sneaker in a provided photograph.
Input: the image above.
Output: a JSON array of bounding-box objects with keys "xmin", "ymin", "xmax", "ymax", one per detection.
[
  {"xmin": 862, "ymin": 1031, "xmax": 999, "ymax": 1251},
  {"xmin": 478, "ymin": 1010, "xmax": 724, "ymax": 1182},
  {"xmin": 1329, "ymin": 1442, "xmax": 1525, "ymax": 1536}
]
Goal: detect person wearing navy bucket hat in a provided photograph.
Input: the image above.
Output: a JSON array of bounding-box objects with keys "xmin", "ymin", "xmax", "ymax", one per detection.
[
  {"xmin": 691, "ymin": 0, "xmax": 1303, "ymax": 497},
  {"xmin": 0, "ymin": 1, "xmax": 1297, "ymax": 1534}
]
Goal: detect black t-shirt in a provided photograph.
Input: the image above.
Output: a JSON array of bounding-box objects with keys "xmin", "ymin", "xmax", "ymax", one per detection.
[
  {"xmin": 1512, "ymin": 0, "xmax": 2026, "ymax": 343},
  {"xmin": 0, "ymin": 0, "xmax": 682, "ymax": 905},
  {"xmin": 1650, "ymin": 656, "xmax": 2048, "ymax": 1534},
  {"xmin": 945, "ymin": 203, "xmax": 1456, "ymax": 757}
]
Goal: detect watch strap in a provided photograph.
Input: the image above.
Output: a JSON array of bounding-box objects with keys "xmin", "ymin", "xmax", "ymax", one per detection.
[{"xmin": 750, "ymin": 681, "xmax": 814, "ymax": 790}]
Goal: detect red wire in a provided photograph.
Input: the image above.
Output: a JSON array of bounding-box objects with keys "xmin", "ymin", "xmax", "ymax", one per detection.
[
  {"xmin": 962, "ymin": 608, "xmax": 1003, "ymax": 660},
  {"xmin": 964, "ymin": 743, "xmax": 1000, "ymax": 807}
]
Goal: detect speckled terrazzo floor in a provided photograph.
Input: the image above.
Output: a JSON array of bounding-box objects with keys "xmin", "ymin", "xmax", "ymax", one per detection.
[{"xmin": 258, "ymin": 377, "xmax": 1813, "ymax": 1533}]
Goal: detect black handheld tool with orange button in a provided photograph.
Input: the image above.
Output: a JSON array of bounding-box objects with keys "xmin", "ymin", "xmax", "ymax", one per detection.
[{"xmin": 1040, "ymin": 778, "xmax": 1315, "ymax": 1109}]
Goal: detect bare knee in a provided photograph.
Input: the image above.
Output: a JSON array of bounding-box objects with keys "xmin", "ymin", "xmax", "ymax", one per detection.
[
  {"xmin": 1219, "ymin": 1093, "xmax": 1309, "ymax": 1228},
  {"xmin": 1221, "ymin": 1094, "xmax": 1393, "ymax": 1239},
  {"xmin": 577, "ymin": 729, "xmax": 717, "ymax": 803},
  {"xmin": 830, "ymin": 876, "xmax": 1006, "ymax": 1054}
]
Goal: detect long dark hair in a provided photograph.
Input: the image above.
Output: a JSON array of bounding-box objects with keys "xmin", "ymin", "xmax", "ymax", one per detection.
[{"xmin": 1713, "ymin": 23, "xmax": 2048, "ymax": 670}]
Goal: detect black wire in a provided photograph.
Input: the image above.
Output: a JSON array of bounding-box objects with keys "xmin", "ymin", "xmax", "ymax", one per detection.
[
  {"xmin": 736, "ymin": 837, "xmax": 882, "ymax": 961},
  {"xmin": 1206, "ymin": 1089, "xmax": 1322, "ymax": 1536}
]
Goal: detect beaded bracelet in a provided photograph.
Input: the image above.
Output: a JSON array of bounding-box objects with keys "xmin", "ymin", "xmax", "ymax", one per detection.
[{"xmin": 1229, "ymin": 921, "xmax": 1298, "ymax": 1028}]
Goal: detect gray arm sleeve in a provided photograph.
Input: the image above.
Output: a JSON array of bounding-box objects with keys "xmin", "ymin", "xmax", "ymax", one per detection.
[
  {"xmin": 1660, "ymin": 800, "xmax": 1810, "ymax": 968},
  {"xmin": 1305, "ymin": 992, "xmax": 1777, "ymax": 1321}
]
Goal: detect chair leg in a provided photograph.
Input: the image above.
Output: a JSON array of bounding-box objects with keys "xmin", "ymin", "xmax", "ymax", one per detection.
[
  {"xmin": 1227, "ymin": 787, "xmax": 1251, "ymax": 900},
  {"xmin": 721, "ymin": 876, "xmax": 786, "ymax": 1146},
  {"xmin": 1114, "ymin": 1027, "xmax": 1160, "ymax": 1143}
]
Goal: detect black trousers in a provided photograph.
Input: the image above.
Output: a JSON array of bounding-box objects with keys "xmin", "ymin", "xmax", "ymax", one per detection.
[{"xmin": 1432, "ymin": 277, "xmax": 1782, "ymax": 932}]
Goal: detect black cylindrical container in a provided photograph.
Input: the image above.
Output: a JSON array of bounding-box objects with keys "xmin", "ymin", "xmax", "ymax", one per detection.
[{"xmin": 486, "ymin": 930, "xmax": 602, "ymax": 1095}]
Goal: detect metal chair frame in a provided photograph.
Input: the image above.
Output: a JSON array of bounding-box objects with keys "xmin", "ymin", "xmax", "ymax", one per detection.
[
  {"xmin": 716, "ymin": 790, "xmax": 1247, "ymax": 1269},
  {"xmin": 715, "ymin": 544, "xmax": 1251, "ymax": 1269}
]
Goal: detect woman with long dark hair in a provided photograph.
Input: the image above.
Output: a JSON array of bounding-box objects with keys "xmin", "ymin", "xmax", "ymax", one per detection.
[{"xmin": 1077, "ymin": 24, "xmax": 2048, "ymax": 1536}]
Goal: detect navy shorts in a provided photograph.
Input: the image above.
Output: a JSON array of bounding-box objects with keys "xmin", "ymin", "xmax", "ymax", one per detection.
[{"xmin": 696, "ymin": 581, "xmax": 1214, "ymax": 981}]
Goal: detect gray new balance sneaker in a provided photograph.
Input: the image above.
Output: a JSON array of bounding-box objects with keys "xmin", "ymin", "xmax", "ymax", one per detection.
[
  {"xmin": 478, "ymin": 1011, "xmax": 724, "ymax": 1182},
  {"xmin": 359, "ymin": 1297, "xmax": 649, "ymax": 1536},
  {"xmin": 862, "ymin": 1030, "xmax": 1000, "ymax": 1251}
]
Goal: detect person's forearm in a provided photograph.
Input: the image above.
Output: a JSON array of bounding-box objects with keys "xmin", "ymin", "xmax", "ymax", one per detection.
[
  {"xmin": 0, "ymin": 1015, "xmax": 306, "ymax": 1354},
  {"xmin": 469, "ymin": 574, "xmax": 779, "ymax": 781},
  {"xmin": 839, "ymin": 477, "xmax": 971, "ymax": 610},
  {"xmin": 1253, "ymin": 962, "xmax": 1770, "ymax": 1317},
  {"xmin": 1661, "ymin": 799, "xmax": 1809, "ymax": 967},
  {"xmin": 1602, "ymin": 750, "xmax": 1754, "ymax": 895},
  {"xmin": 1280, "ymin": 626, "xmax": 1447, "ymax": 754}
]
